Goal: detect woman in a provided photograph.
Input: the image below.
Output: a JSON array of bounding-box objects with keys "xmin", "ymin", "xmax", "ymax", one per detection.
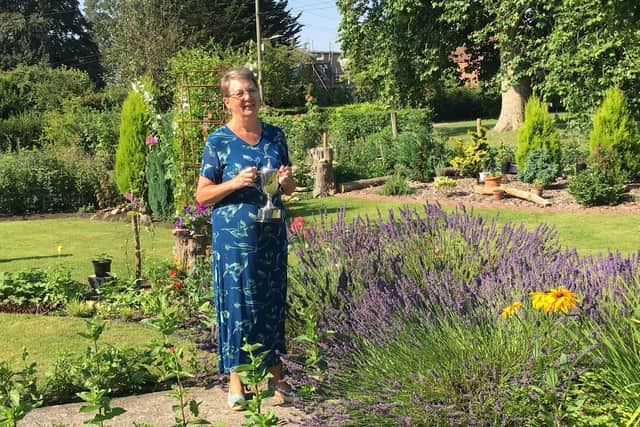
[{"xmin": 195, "ymin": 67, "xmax": 296, "ymax": 409}]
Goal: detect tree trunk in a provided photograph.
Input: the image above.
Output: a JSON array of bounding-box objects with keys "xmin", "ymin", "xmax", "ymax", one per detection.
[
  {"xmin": 493, "ymin": 66, "xmax": 531, "ymax": 133},
  {"xmin": 173, "ymin": 229, "xmax": 208, "ymax": 269},
  {"xmin": 310, "ymin": 146, "xmax": 336, "ymax": 198}
]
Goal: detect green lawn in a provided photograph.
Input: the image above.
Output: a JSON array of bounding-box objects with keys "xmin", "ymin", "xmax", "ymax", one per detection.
[
  {"xmin": 433, "ymin": 113, "xmax": 587, "ymax": 147},
  {"xmin": 0, "ymin": 313, "xmax": 163, "ymax": 381},
  {"xmin": 0, "ymin": 217, "xmax": 175, "ymax": 281},
  {"xmin": 1, "ymin": 198, "xmax": 638, "ymax": 284}
]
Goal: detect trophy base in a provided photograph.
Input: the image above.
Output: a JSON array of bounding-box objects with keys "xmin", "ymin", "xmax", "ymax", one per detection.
[{"xmin": 256, "ymin": 208, "xmax": 282, "ymax": 223}]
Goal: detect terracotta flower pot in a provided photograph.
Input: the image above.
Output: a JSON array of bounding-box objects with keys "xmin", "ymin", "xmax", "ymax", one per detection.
[
  {"xmin": 485, "ymin": 175, "xmax": 502, "ymax": 188},
  {"xmin": 493, "ymin": 190, "xmax": 505, "ymax": 201}
]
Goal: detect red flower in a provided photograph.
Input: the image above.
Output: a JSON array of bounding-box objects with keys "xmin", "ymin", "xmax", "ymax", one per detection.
[
  {"xmin": 173, "ymin": 281, "xmax": 184, "ymax": 290},
  {"xmin": 302, "ymin": 228, "xmax": 312, "ymax": 239},
  {"xmin": 290, "ymin": 216, "xmax": 305, "ymax": 233},
  {"xmin": 167, "ymin": 346, "xmax": 176, "ymax": 353},
  {"xmin": 169, "ymin": 269, "xmax": 177, "ymax": 278}
]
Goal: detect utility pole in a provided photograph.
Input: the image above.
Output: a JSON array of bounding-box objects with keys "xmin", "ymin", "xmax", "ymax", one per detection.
[{"xmin": 255, "ymin": 0, "xmax": 263, "ymax": 101}]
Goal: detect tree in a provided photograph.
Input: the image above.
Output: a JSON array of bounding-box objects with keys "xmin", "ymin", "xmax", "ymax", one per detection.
[
  {"xmin": 0, "ymin": 0, "xmax": 103, "ymax": 83},
  {"xmin": 84, "ymin": 0, "xmax": 302, "ymax": 90},
  {"xmin": 115, "ymin": 89, "xmax": 148, "ymax": 195},
  {"xmin": 84, "ymin": 0, "xmax": 181, "ymax": 91},
  {"xmin": 435, "ymin": 1, "xmax": 554, "ymax": 132},
  {"xmin": 539, "ymin": 0, "xmax": 640, "ymax": 118},
  {"xmin": 171, "ymin": 0, "xmax": 301, "ymax": 48},
  {"xmin": 336, "ymin": 0, "xmax": 464, "ymax": 108}
]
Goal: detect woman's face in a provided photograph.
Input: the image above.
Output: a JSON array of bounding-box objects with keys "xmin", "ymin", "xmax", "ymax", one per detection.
[{"xmin": 223, "ymin": 78, "xmax": 260, "ymax": 120}]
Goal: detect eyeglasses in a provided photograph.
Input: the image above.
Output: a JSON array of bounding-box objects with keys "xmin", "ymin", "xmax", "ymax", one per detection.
[{"xmin": 228, "ymin": 88, "xmax": 259, "ymax": 99}]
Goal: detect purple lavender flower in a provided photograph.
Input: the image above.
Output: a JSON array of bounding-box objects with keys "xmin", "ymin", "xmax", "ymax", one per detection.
[{"xmin": 175, "ymin": 217, "xmax": 184, "ymax": 229}]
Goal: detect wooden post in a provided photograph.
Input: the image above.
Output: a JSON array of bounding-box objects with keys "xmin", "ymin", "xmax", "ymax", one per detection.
[
  {"xmin": 476, "ymin": 118, "xmax": 482, "ymax": 134},
  {"xmin": 390, "ymin": 111, "xmax": 398, "ymax": 139},
  {"xmin": 310, "ymin": 143, "xmax": 335, "ymax": 198}
]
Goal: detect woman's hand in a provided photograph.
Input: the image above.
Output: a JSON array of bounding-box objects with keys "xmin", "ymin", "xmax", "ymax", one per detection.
[
  {"xmin": 277, "ymin": 165, "xmax": 295, "ymax": 195},
  {"xmin": 232, "ymin": 166, "xmax": 257, "ymax": 190}
]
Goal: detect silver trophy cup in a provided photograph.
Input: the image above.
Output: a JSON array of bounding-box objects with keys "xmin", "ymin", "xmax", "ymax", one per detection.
[{"xmin": 256, "ymin": 164, "xmax": 282, "ymax": 222}]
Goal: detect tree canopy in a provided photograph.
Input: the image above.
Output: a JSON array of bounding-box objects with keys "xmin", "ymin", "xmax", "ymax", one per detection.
[
  {"xmin": 0, "ymin": 0, "xmax": 103, "ymax": 83},
  {"xmin": 337, "ymin": 0, "xmax": 640, "ymax": 124},
  {"xmin": 84, "ymin": 0, "xmax": 302, "ymax": 87},
  {"xmin": 336, "ymin": 0, "xmax": 464, "ymax": 108}
]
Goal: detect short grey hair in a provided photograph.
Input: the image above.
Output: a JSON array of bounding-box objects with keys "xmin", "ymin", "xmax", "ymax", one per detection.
[{"xmin": 220, "ymin": 67, "xmax": 258, "ymax": 97}]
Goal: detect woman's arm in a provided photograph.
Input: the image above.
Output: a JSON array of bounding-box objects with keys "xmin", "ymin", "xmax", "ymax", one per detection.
[{"xmin": 196, "ymin": 166, "xmax": 257, "ymax": 207}]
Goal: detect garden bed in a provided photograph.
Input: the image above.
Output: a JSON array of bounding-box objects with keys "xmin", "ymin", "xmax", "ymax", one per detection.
[{"xmin": 336, "ymin": 174, "xmax": 640, "ymax": 214}]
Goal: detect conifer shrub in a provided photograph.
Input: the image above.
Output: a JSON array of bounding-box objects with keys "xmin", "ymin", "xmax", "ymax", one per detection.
[
  {"xmin": 589, "ymin": 87, "xmax": 640, "ymax": 178},
  {"xmin": 146, "ymin": 140, "xmax": 174, "ymax": 220},
  {"xmin": 517, "ymin": 147, "xmax": 560, "ymax": 185},
  {"xmin": 515, "ymin": 95, "xmax": 560, "ymax": 171},
  {"xmin": 115, "ymin": 90, "xmax": 148, "ymax": 195}
]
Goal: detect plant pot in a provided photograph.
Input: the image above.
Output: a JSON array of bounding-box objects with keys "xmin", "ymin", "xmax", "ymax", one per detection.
[
  {"xmin": 501, "ymin": 161, "xmax": 511, "ymax": 175},
  {"xmin": 478, "ymin": 171, "xmax": 490, "ymax": 183},
  {"xmin": 484, "ymin": 175, "xmax": 502, "ymax": 188},
  {"xmin": 493, "ymin": 190, "xmax": 505, "ymax": 200},
  {"xmin": 508, "ymin": 163, "xmax": 518, "ymax": 174},
  {"xmin": 92, "ymin": 259, "xmax": 112, "ymax": 278}
]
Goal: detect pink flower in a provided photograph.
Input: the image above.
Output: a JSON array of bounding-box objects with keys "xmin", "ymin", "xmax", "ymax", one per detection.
[
  {"xmin": 124, "ymin": 192, "xmax": 133, "ymax": 201},
  {"xmin": 145, "ymin": 135, "xmax": 158, "ymax": 146},
  {"xmin": 290, "ymin": 216, "xmax": 305, "ymax": 233},
  {"xmin": 302, "ymin": 228, "xmax": 312, "ymax": 239}
]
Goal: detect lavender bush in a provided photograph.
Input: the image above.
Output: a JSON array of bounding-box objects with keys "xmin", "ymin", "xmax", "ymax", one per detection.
[{"xmin": 285, "ymin": 204, "xmax": 639, "ymax": 426}]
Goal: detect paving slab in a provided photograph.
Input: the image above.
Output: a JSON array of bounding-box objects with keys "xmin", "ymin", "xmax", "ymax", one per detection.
[{"xmin": 20, "ymin": 385, "xmax": 303, "ymax": 427}]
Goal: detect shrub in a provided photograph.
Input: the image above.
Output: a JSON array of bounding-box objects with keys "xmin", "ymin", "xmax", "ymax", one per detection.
[
  {"xmin": 568, "ymin": 149, "xmax": 628, "ymax": 206},
  {"xmin": 392, "ymin": 123, "xmax": 444, "ymax": 182},
  {"xmin": 0, "ymin": 111, "xmax": 42, "ymax": 151},
  {"xmin": 516, "ymin": 95, "xmax": 560, "ymax": 171},
  {"xmin": 589, "ymin": 86, "xmax": 640, "ymax": 178},
  {"xmin": 377, "ymin": 170, "xmax": 414, "ymax": 196},
  {"xmin": 0, "ymin": 148, "xmax": 99, "ymax": 215},
  {"xmin": 42, "ymin": 101, "xmax": 120, "ymax": 156},
  {"xmin": 115, "ymin": 90, "xmax": 148, "ymax": 196},
  {"xmin": 517, "ymin": 147, "xmax": 560, "ymax": 185},
  {"xmin": 0, "ymin": 267, "xmax": 84, "ymax": 308},
  {"xmin": 560, "ymin": 139, "xmax": 590, "ymax": 176},
  {"xmin": 327, "ymin": 104, "xmax": 432, "ymax": 181},
  {"xmin": 450, "ymin": 126, "xmax": 490, "ymax": 177}
]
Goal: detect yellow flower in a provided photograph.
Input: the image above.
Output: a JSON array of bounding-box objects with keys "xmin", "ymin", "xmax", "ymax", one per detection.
[
  {"xmin": 546, "ymin": 286, "xmax": 578, "ymax": 313},
  {"xmin": 501, "ymin": 301, "xmax": 523, "ymax": 319},
  {"xmin": 57, "ymin": 245, "xmax": 63, "ymax": 255},
  {"xmin": 530, "ymin": 291, "xmax": 551, "ymax": 312}
]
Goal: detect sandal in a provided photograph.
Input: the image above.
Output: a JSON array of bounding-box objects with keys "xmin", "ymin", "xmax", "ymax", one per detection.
[
  {"xmin": 268, "ymin": 380, "xmax": 297, "ymax": 402},
  {"xmin": 227, "ymin": 392, "xmax": 246, "ymax": 411}
]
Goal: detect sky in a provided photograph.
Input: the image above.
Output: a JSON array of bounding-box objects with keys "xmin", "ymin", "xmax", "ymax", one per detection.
[{"xmin": 286, "ymin": 0, "xmax": 341, "ymax": 52}]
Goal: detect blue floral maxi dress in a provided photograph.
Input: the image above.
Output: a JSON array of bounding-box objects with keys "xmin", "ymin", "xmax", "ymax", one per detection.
[{"xmin": 200, "ymin": 123, "xmax": 290, "ymax": 374}]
